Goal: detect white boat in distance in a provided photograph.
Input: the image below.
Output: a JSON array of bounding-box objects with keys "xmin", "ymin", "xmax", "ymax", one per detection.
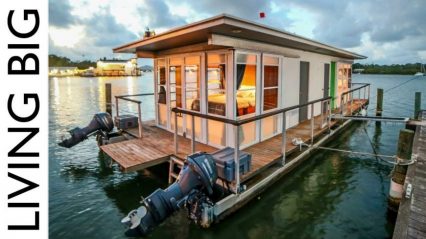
[{"xmin": 414, "ymin": 63, "xmax": 425, "ymax": 76}]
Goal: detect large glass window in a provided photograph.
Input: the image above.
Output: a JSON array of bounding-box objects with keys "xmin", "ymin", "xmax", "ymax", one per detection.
[
  {"xmin": 236, "ymin": 53, "xmax": 257, "ymax": 117},
  {"xmin": 185, "ymin": 56, "xmax": 200, "ymax": 112},
  {"xmin": 207, "ymin": 54, "xmax": 226, "ymax": 116},
  {"xmin": 169, "ymin": 66, "xmax": 182, "ymax": 108},
  {"xmin": 263, "ymin": 56, "xmax": 279, "ymax": 111},
  {"xmin": 156, "ymin": 59, "xmax": 167, "ymax": 127}
]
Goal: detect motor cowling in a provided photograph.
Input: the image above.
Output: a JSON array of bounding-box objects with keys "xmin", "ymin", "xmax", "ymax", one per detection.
[
  {"xmin": 122, "ymin": 153, "xmax": 217, "ymax": 237},
  {"xmin": 58, "ymin": 112, "xmax": 114, "ymax": 148}
]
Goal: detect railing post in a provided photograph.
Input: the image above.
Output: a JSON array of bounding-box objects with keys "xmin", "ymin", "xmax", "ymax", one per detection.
[
  {"xmin": 174, "ymin": 112, "xmax": 178, "ymax": 155},
  {"xmin": 191, "ymin": 115, "xmax": 195, "ymax": 153},
  {"xmin": 320, "ymin": 100, "xmax": 324, "ymax": 128},
  {"xmin": 368, "ymin": 85, "xmax": 371, "ymax": 102},
  {"xmin": 327, "ymin": 99, "xmax": 331, "ymax": 133},
  {"xmin": 340, "ymin": 95, "xmax": 344, "ymax": 115},
  {"xmin": 358, "ymin": 89, "xmax": 361, "ymax": 102},
  {"xmin": 234, "ymin": 125, "xmax": 240, "ymax": 194},
  {"xmin": 310, "ymin": 103, "xmax": 314, "ymax": 146},
  {"xmin": 281, "ymin": 112, "xmax": 287, "ymax": 165},
  {"xmin": 137, "ymin": 103, "xmax": 143, "ymax": 138},
  {"xmin": 350, "ymin": 92, "xmax": 353, "ymax": 115},
  {"xmin": 115, "ymin": 96, "xmax": 119, "ymax": 117}
]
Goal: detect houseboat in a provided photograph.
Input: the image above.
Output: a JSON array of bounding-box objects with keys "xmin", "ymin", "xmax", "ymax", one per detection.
[{"xmin": 60, "ymin": 14, "xmax": 370, "ymax": 237}]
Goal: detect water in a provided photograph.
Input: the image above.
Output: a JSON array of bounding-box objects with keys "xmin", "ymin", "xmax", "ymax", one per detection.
[{"xmin": 49, "ymin": 74, "xmax": 426, "ymax": 239}]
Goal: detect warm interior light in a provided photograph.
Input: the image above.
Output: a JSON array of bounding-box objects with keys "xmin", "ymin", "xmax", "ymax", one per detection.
[{"xmin": 232, "ymin": 29, "xmax": 242, "ymax": 33}]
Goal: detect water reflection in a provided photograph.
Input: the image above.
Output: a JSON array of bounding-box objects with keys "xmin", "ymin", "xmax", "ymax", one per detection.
[{"xmin": 49, "ymin": 74, "xmax": 425, "ymax": 238}]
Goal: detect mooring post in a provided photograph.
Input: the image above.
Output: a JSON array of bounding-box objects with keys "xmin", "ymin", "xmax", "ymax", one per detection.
[
  {"xmin": 376, "ymin": 88, "xmax": 383, "ymax": 117},
  {"xmin": 388, "ymin": 129, "xmax": 415, "ymax": 213},
  {"xmin": 414, "ymin": 92, "xmax": 421, "ymax": 119},
  {"xmin": 105, "ymin": 83, "xmax": 112, "ymax": 115}
]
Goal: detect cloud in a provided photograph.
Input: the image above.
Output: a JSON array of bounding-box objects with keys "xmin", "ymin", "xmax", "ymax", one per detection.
[
  {"xmin": 139, "ymin": 0, "xmax": 187, "ymax": 29},
  {"xmin": 49, "ymin": 0, "xmax": 75, "ymax": 27},
  {"xmin": 48, "ymin": 0, "xmax": 426, "ymax": 64},
  {"xmin": 84, "ymin": 10, "xmax": 138, "ymax": 47}
]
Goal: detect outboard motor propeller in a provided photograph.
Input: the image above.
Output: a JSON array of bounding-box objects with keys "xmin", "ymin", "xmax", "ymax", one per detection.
[
  {"xmin": 122, "ymin": 153, "xmax": 218, "ymax": 237},
  {"xmin": 58, "ymin": 112, "xmax": 114, "ymax": 148}
]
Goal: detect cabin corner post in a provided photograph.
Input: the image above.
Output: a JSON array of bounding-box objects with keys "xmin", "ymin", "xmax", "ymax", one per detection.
[
  {"xmin": 281, "ymin": 112, "xmax": 287, "ymax": 165},
  {"xmin": 234, "ymin": 124, "xmax": 240, "ymax": 193}
]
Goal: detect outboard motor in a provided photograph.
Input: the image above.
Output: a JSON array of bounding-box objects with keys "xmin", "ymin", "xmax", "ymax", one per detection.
[
  {"xmin": 122, "ymin": 153, "xmax": 218, "ymax": 237},
  {"xmin": 58, "ymin": 112, "xmax": 114, "ymax": 148}
]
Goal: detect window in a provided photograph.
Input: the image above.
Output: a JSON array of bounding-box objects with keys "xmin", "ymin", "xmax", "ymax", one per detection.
[
  {"xmin": 236, "ymin": 53, "xmax": 257, "ymax": 117},
  {"xmin": 184, "ymin": 56, "xmax": 200, "ymax": 112},
  {"xmin": 156, "ymin": 59, "xmax": 167, "ymax": 127},
  {"xmin": 170, "ymin": 66, "xmax": 182, "ymax": 108},
  {"xmin": 263, "ymin": 56, "xmax": 279, "ymax": 111},
  {"xmin": 207, "ymin": 53, "xmax": 226, "ymax": 116}
]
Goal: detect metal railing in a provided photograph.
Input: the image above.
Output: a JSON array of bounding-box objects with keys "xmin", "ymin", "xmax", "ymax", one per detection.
[
  {"xmin": 339, "ymin": 83, "xmax": 370, "ymax": 115},
  {"xmin": 172, "ymin": 96, "xmax": 333, "ymax": 193},
  {"xmin": 115, "ymin": 93, "xmax": 154, "ymax": 138}
]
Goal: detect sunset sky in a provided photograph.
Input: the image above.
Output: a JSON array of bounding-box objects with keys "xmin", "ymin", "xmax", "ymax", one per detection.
[{"xmin": 49, "ymin": 0, "xmax": 426, "ymax": 64}]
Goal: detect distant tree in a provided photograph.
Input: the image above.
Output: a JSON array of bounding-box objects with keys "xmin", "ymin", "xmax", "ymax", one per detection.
[{"xmin": 49, "ymin": 54, "xmax": 96, "ymax": 69}]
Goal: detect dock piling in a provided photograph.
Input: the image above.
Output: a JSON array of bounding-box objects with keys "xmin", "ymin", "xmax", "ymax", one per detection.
[
  {"xmin": 105, "ymin": 83, "xmax": 112, "ymax": 115},
  {"xmin": 414, "ymin": 92, "xmax": 421, "ymax": 119},
  {"xmin": 388, "ymin": 129, "xmax": 415, "ymax": 212},
  {"xmin": 376, "ymin": 88, "xmax": 383, "ymax": 117}
]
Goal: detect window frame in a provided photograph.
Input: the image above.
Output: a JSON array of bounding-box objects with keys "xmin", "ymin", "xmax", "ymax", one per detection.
[
  {"xmin": 261, "ymin": 53, "xmax": 281, "ymax": 113},
  {"xmin": 234, "ymin": 51, "xmax": 260, "ymax": 120}
]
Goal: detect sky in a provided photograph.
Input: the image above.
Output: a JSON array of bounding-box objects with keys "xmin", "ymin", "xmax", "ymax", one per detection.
[{"xmin": 49, "ymin": 0, "xmax": 426, "ymax": 65}]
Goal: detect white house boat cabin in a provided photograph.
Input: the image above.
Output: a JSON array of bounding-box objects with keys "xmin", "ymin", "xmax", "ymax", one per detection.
[{"xmin": 103, "ymin": 14, "xmax": 370, "ymax": 234}]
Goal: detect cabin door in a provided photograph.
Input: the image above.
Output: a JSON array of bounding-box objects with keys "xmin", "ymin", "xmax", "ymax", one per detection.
[
  {"xmin": 299, "ymin": 61, "xmax": 309, "ymax": 122},
  {"xmin": 323, "ymin": 63, "xmax": 330, "ymax": 113}
]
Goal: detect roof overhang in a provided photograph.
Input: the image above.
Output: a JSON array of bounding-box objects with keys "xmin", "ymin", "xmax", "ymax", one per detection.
[{"xmin": 113, "ymin": 14, "xmax": 366, "ymax": 60}]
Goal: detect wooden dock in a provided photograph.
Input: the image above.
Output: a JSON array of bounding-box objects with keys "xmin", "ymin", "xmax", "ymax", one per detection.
[
  {"xmin": 101, "ymin": 100, "xmax": 367, "ymax": 175},
  {"xmin": 393, "ymin": 110, "xmax": 426, "ymax": 239}
]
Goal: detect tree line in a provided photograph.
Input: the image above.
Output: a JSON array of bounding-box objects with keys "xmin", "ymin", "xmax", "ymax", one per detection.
[
  {"xmin": 353, "ymin": 63, "xmax": 424, "ymax": 75},
  {"xmin": 49, "ymin": 55, "xmax": 96, "ymax": 69}
]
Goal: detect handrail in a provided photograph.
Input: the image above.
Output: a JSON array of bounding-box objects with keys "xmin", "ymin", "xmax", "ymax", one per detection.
[
  {"xmin": 115, "ymin": 92, "xmax": 154, "ymax": 138},
  {"xmin": 172, "ymin": 95, "xmax": 333, "ymax": 194},
  {"xmin": 339, "ymin": 83, "xmax": 370, "ymax": 115},
  {"xmin": 115, "ymin": 93, "xmax": 155, "ymax": 104},
  {"xmin": 343, "ymin": 83, "xmax": 370, "ymax": 95},
  {"xmin": 172, "ymin": 96, "xmax": 332, "ymax": 126}
]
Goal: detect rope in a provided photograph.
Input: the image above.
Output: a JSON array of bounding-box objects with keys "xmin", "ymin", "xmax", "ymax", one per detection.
[
  {"xmin": 316, "ymin": 146, "xmax": 395, "ymax": 158},
  {"xmin": 316, "ymin": 146, "xmax": 416, "ymax": 165},
  {"xmin": 369, "ymin": 75, "xmax": 421, "ymax": 112}
]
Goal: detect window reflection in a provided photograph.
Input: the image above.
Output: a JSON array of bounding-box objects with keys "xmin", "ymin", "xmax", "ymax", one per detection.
[
  {"xmin": 236, "ymin": 53, "xmax": 257, "ymax": 117},
  {"xmin": 207, "ymin": 54, "xmax": 226, "ymax": 116}
]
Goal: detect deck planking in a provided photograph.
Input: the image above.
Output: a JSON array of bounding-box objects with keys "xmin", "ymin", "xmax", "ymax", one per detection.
[
  {"xmin": 393, "ymin": 110, "xmax": 426, "ymax": 239},
  {"xmin": 102, "ymin": 100, "xmax": 367, "ymax": 177}
]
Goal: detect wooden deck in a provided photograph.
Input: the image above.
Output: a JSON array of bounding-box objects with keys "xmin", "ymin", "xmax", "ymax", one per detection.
[
  {"xmin": 393, "ymin": 110, "xmax": 426, "ymax": 239},
  {"xmin": 101, "ymin": 99, "xmax": 367, "ymax": 176},
  {"xmin": 100, "ymin": 122, "xmax": 217, "ymax": 172}
]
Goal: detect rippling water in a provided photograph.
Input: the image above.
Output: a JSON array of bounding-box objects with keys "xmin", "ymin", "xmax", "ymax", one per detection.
[{"xmin": 49, "ymin": 74, "xmax": 425, "ymax": 239}]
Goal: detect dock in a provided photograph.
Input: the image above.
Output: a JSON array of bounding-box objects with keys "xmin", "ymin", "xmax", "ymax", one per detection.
[
  {"xmin": 393, "ymin": 110, "xmax": 426, "ymax": 239},
  {"xmin": 101, "ymin": 100, "xmax": 367, "ymax": 180}
]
